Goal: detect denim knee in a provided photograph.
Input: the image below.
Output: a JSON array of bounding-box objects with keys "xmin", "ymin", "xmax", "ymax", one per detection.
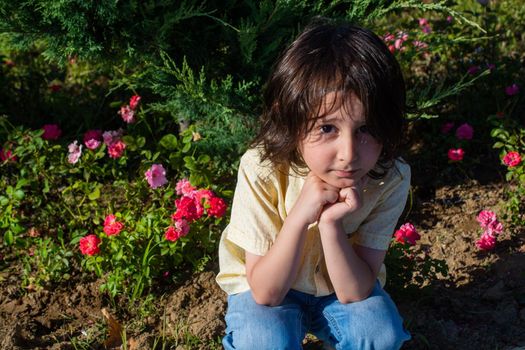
[
  {"xmin": 320, "ymin": 284, "xmax": 410, "ymax": 350},
  {"xmin": 224, "ymin": 323, "xmax": 301, "ymax": 349},
  {"xmin": 223, "ymin": 290, "xmax": 305, "ymax": 350},
  {"xmin": 336, "ymin": 310, "xmax": 409, "ymax": 350}
]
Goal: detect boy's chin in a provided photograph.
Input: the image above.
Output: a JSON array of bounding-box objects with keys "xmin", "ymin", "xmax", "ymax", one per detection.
[{"xmin": 323, "ymin": 176, "xmax": 360, "ymax": 189}]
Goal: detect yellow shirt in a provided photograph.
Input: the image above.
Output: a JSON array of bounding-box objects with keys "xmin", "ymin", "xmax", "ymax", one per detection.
[{"xmin": 216, "ymin": 148, "xmax": 411, "ymax": 296}]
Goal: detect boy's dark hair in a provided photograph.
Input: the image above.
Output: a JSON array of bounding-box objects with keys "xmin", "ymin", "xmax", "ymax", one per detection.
[{"xmin": 252, "ymin": 17, "xmax": 406, "ymax": 178}]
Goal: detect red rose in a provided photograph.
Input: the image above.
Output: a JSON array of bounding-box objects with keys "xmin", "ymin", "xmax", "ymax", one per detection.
[
  {"xmin": 79, "ymin": 234, "xmax": 101, "ymax": 256},
  {"xmin": 393, "ymin": 223, "xmax": 421, "ymax": 245},
  {"xmin": 165, "ymin": 226, "xmax": 182, "ymax": 242},
  {"xmin": 172, "ymin": 196, "xmax": 203, "ymax": 222},
  {"xmin": 129, "ymin": 95, "xmax": 141, "ymax": 110},
  {"xmin": 108, "ymin": 140, "xmax": 126, "ymax": 159},
  {"xmin": 207, "ymin": 196, "xmax": 227, "ymax": 218},
  {"xmin": 103, "ymin": 214, "xmax": 124, "ymax": 236}
]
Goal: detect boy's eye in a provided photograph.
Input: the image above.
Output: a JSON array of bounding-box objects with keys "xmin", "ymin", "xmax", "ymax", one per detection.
[
  {"xmin": 320, "ymin": 124, "xmax": 335, "ymax": 134},
  {"xmin": 357, "ymin": 125, "xmax": 370, "ymax": 134}
]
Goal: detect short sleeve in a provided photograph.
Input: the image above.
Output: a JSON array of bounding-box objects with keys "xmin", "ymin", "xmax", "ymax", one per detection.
[
  {"xmin": 354, "ymin": 162, "xmax": 411, "ymax": 250},
  {"xmin": 223, "ymin": 150, "xmax": 283, "ymax": 256}
]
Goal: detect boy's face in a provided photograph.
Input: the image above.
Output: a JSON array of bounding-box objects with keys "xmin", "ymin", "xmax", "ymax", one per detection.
[{"xmin": 299, "ymin": 92, "xmax": 382, "ymax": 188}]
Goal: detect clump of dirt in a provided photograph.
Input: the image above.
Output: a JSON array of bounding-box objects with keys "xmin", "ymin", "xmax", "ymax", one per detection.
[
  {"xmin": 398, "ymin": 180, "xmax": 525, "ymax": 349},
  {"xmin": 164, "ymin": 270, "xmax": 226, "ymax": 342},
  {"xmin": 0, "ymin": 276, "xmax": 106, "ymax": 349},
  {"xmin": 0, "ymin": 180, "xmax": 524, "ymax": 350}
]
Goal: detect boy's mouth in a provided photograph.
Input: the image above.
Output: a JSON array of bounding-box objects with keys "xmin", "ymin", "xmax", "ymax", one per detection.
[{"xmin": 333, "ymin": 169, "xmax": 360, "ymax": 178}]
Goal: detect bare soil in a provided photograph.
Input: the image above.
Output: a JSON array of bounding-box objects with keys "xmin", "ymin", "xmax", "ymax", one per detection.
[{"xmin": 1, "ymin": 174, "xmax": 524, "ymax": 349}]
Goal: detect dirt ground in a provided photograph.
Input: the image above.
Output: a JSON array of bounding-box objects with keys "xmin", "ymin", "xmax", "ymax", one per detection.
[{"xmin": 1, "ymin": 171, "xmax": 525, "ymax": 349}]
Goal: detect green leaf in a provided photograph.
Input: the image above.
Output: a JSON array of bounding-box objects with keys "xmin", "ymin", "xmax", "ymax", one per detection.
[
  {"xmin": 115, "ymin": 248, "xmax": 123, "ymax": 261},
  {"xmin": 14, "ymin": 190, "xmax": 25, "ymax": 200},
  {"xmin": 136, "ymin": 136, "xmax": 146, "ymax": 148},
  {"xmin": 42, "ymin": 179, "xmax": 50, "ymax": 193},
  {"xmin": 184, "ymin": 156, "xmax": 197, "ymax": 169},
  {"xmin": 122, "ymin": 135, "xmax": 137, "ymax": 151},
  {"xmin": 182, "ymin": 141, "xmax": 191, "ymax": 153},
  {"xmin": 183, "ymin": 133, "xmax": 193, "ymax": 144},
  {"xmin": 88, "ymin": 186, "xmax": 101, "ymax": 201},
  {"xmin": 159, "ymin": 134, "xmax": 179, "ymax": 150},
  {"xmin": 189, "ymin": 173, "xmax": 203, "ymax": 186},
  {"xmin": 4, "ymin": 230, "xmax": 14, "ymax": 245},
  {"xmin": 197, "ymin": 154, "xmax": 210, "ymax": 164},
  {"xmin": 16, "ymin": 178, "xmax": 30, "ymax": 188}
]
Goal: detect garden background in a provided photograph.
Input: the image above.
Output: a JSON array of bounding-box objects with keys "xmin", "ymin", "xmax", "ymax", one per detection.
[{"xmin": 0, "ymin": 0, "xmax": 524, "ymax": 349}]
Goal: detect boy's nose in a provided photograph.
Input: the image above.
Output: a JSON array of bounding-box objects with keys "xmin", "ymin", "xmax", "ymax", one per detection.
[{"xmin": 338, "ymin": 133, "xmax": 358, "ymax": 163}]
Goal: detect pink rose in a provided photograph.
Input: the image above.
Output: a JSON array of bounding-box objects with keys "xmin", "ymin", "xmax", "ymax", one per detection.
[
  {"xmin": 502, "ymin": 151, "xmax": 521, "ymax": 167},
  {"xmin": 0, "ymin": 148, "xmax": 17, "ymax": 162},
  {"xmin": 418, "ymin": 18, "xmax": 431, "ymax": 33},
  {"xmin": 476, "ymin": 210, "xmax": 497, "ymax": 227},
  {"xmin": 165, "ymin": 220, "xmax": 190, "ymax": 242},
  {"xmin": 67, "ymin": 141, "xmax": 82, "ymax": 164},
  {"xmin": 79, "ymin": 234, "xmax": 101, "ymax": 256},
  {"xmin": 441, "ymin": 121, "xmax": 454, "ymax": 134},
  {"xmin": 383, "ymin": 33, "xmax": 395, "ymax": 42},
  {"xmin": 85, "ymin": 139, "xmax": 101, "ymax": 150},
  {"xmin": 412, "ymin": 40, "xmax": 428, "ymax": 50},
  {"xmin": 102, "ymin": 129, "xmax": 123, "ymax": 146},
  {"xmin": 486, "ymin": 221, "xmax": 503, "ymax": 237},
  {"xmin": 455, "ymin": 123, "xmax": 474, "ymax": 140},
  {"xmin": 393, "ymin": 223, "xmax": 421, "ymax": 245},
  {"xmin": 175, "ymin": 179, "xmax": 196, "ymax": 197},
  {"xmin": 129, "ymin": 95, "xmax": 141, "ymax": 110},
  {"xmin": 476, "ymin": 210, "xmax": 503, "ymax": 238},
  {"xmin": 194, "ymin": 189, "xmax": 214, "ymax": 205},
  {"xmin": 476, "ymin": 232, "xmax": 496, "ymax": 251},
  {"xmin": 42, "ymin": 124, "xmax": 62, "ymax": 140},
  {"xmin": 83, "ymin": 129, "xmax": 102, "ymax": 143},
  {"xmin": 467, "ymin": 66, "xmax": 480, "ymax": 75},
  {"xmin": 505, "ymin": 84, "xmax": 519, "ymax": 96},
  {"xmin": 448, "ymin": 148, "xmax": 464, "ymax": 161},
  {"xmin": 119, "ymin": 105, "xmax": 135, "ymax": 123},
  {"xmin": 175, "ymin": 219, "xmax": 190, "ymax": 236},
  {"xmin": 107, "ymin": 140, "xmax": 126, "ymax": 159},
  {"xmin": 145, "ymin": 164, "xmax": 168, "ymax": 189}
]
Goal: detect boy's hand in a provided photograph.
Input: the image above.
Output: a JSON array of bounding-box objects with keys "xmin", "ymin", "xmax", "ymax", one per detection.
[
  {"xmin": 290, "ymin": 172, "xmax": 341, "ymax": 225},
  {"xmin": 318, "ymin": 176, "xmax": 368, "ymax": 225}
]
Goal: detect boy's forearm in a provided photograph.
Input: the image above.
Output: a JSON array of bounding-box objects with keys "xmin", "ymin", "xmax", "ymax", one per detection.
[
  {"xmin": 318, "ymin": 222, "xmax": 376, "ymax": 303},
  {"xmin": 247, "ymin": 212, "xmax": 309, "ymax": 306}
]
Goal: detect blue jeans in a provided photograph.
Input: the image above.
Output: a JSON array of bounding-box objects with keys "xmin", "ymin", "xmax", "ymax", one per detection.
[{"xmin": 223, "ymin": 281, "xmax": 410, "ymax": 350}]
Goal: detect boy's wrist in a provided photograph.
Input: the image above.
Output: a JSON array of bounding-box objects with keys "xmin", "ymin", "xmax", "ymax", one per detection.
[
  {"xmin": 318, "ymin": 218, "xmax": 345, "ymax": 234},
  {"xmin": 286, "ymin": 208, "xmax": 311, "ymax": 232}
]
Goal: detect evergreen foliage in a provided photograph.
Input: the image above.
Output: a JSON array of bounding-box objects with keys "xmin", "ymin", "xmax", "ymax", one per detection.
[{"xmin": 0, "ymin": 0, "xmax": 486, "ymax": 161}]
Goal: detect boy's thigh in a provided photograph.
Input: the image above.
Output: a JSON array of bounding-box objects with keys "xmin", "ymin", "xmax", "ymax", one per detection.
[
  {"xmin": 314, "ymin": 282, "xmax": 410, "ymax": 350},
  {"xmin": 223, "ymin": 290, "xmax": 307, "ymax": 350}
]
